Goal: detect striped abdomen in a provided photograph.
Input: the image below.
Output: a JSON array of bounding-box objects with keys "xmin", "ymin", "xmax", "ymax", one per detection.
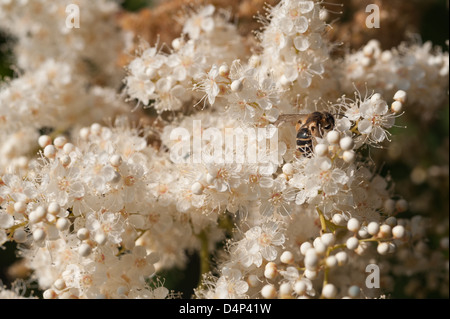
[{"xmin": 296, "ymin": 127, "xmax": 313, "ymax": 156}]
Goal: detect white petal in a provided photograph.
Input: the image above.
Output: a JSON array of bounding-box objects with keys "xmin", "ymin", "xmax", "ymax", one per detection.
[
  {"xmin": 299, "ymin": 1, "xmax": 315, "ymax": 13},
  {"xmin": 0, "ymin": 212, "xmax": 14, "ymax": 229},
  {"xmin": 294, "ymin": 36, "xmax": 310, "ymax": 51},
  {"xmin": 296, "ymin": 16, "xmax": 309, "ymax": 33},
  {"xmin": 298, "ymin": 72, "xmax": 312, "ymax": 88},
  {"xmin": 358, "ymin": 119, "xmax": 373, "ymax": 134}
]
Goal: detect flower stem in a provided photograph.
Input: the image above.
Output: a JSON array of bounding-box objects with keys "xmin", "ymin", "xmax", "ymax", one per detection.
[{"xmin": 196, "ymin": 230, "xmax": 210, "ymax": 291}]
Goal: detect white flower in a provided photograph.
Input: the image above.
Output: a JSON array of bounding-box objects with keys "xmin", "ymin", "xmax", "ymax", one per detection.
[
  {"xmin": 358, "ymin": 99, "xmax": 395, "ymax": 143},
  {"xmin": 214, "ymin": 267, "xmax": 249, "ymax": 298},
  {"xmin": 292, "ymin": 157, "xmax": 349, "ymax": 205},
  {"xmin": 260, "ymin": 179, "xmax": 295, "ymax": 217},
  {"xmin": 238, "ymin": 221, "xmax": 285, "ymax": 267},
  {"xmin": 86, "ymin": 211, "xmax": 125, "ymax": 245},
  {"xmin": 196, "ymin": 64, "xmax": 221, "ymax": 106},
  {"xmin": 183, "ymin": 5, "xmax": 215, "ymax": 40}
]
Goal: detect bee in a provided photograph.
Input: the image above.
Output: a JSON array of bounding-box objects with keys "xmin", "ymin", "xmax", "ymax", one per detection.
[{"xmin": 275, "ymin": 111, "xmax": 335, "ymax": 157}]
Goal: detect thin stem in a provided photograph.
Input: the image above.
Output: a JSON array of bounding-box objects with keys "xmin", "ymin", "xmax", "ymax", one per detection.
[{"xmin": 196, "ymin": 230, "xmax": 210, "ymax": 292}]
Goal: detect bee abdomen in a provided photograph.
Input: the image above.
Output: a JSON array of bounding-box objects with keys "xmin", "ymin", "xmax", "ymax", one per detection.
[{"xmin": 296, "ymin": 128, "xmax": 313, "ymax": 156}]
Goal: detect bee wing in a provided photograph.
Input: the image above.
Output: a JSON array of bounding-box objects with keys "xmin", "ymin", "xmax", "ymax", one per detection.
[{"xmin": 274, "ymin": 114, "xmax": 308, "ymax": 127}]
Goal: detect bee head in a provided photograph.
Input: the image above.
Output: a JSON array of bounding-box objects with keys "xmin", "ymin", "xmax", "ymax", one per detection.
[{"xmin": 321, "ymin": 112, "xmax": 335, "ymax": 131}]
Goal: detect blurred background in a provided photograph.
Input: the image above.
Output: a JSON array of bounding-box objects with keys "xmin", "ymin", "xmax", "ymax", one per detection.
[{"xmin": 0, "ymin": 0, "xmax": 448, "ymax": 298}]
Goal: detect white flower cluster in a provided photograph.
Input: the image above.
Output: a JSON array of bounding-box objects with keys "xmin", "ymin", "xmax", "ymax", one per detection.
[
  {"xmin": 0, "ymin": 0, "xmax": 125, "ymax": 86},
  {"xmin": 124, "ymin": 4, "xmax": 247, "ymax": 112},
  {"xmin": 340, "ymin": 39, "xmax": 449, "ymax": 122},
  {"xmin": 0, "ymin": 0, "xmax": 448, "ymax": 299}
]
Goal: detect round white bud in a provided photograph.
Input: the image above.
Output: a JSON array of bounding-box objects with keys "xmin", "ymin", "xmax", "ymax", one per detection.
[
  {"xmin": 294, "ymin": 280, "xmax": 307, "ymax": 295},
  {"xmin": 322, "ymin": 283, "xmax": 337, "ymax": 299},
  {"xmin": 393, "ymin": 90, "xmax": 407, "ymax": 104},
  {"xmin": 347, "ymin": 218, "xmax": 361, "ymax": 232},
  {"xmin": 191, "ymin": 182, "xmax": 204, "ymax": 195},
  {"xmin": 304, "ymin": 269, "xmax": 317, "ymax": 280},
  {"xmin": 332, "ymin": 214, "xmax": 346, "ymax": 225},
  {"xmin": 47, "ymin": 202, "xmax": 60, "ymax": 215},
  {"xmin": 219, "ymin": 64, "xmax": 230, "ymax": 77},
  {"xmin": 13, "ymin": 228, "xmax": 27, "ymax": 243},
  {"xmin": 77, "ymin": 228, "xmax": 90, "ymax": 240},
  {"xmin": 358, "ymin": 227, "xmax": 370, "ymax": 238},
  {"xmin": 43, "ymin": 145, "xmax": 57, "ymax": 159},
  {"xmin": 325, "ymin": 256, "xmax": 337, "ymax": 268},
  {"xmin": 79, "ymin": 127, "xmax": 90, "ymax": 140},
  {"xmin": 90, "ymin": 123, "xmax": 102, "ymax": 135},
  {"xmin": 321, "ymin": 233, "xmax": 336, "ymax": 247},
  {"xmin": 326, "ymin": 131, "xmax": 340, "ymax": 144},
  {"xmin": 78, "ymin": 243, "xmax": 92, "ymax": 257},
  {"xmin": 95, "ymin": 232, "xmax": 107, "ymax": 245},
  {"xmin": 335, "ymin": 251, "xmax": 348, "ymax": 266},
  {"xmin": 339, "ymin": 136, "xmax": 354, "ymax": 151},
  {"xmin": 14, "ymin": 201, "xmax": 27, "ymax": 214},
  {"xmin": 315, "ymin": 143, "xmax": 328, "ymax": 157},
  {"xmin": 29, "ymin": 206, "xmax": 47, "ymax": 224},
  {"xmin": 264, "ymin": 267, "xmax": 277, "ymax": 280},
  {"xmin": 370, "ymin": 93, "xmax": 382, "ymax": 103},
  {"xmin": 56, "ymin": 217, "xmax": 70, "ymax": 231},
  {"xmin": 110, "ymin": 154, "xmax": 122, "ymax": 167},
  {"xmin": 261, "ymin": 284, "xmax": 277, "ymax": 299},
  {"xmin": 279, "ymin": 282, "xmax": 292, "ymax": 298},
  {"xmin": 230, "ymin": 79, "xmax": 243, "ymax": 92},
  {"xmin": 313, "ymin": 238, "xmax": 327, "ymax": 255},
  {"xmin": 392, "ymin": 225, "xmax": 406, "ymax": 239},
  {"xmin": 33, "ymin": 228, "xmax": 46, "ymax": 242},
  {"xmin": 38, "ymin": 135, "xmax": 52, "ymax": 148},
  {"xmin": 280, "ymin": 251, "xmax": 294, "ymax": 264},
  {"xmin": 54, "ymin": 279, "xmax": 66, "ymax": 290},
  {"xmin": 304, "ymin": 249, "xmax": 319, "ymax": 269},
  {"xmin": 379, "ymin": 224, "xmax": 392, "ymax": 238},
  {"xmin": 346, "ymin": 237, "xmax": 359, "ymax": 250},
  {"xmin": 282, "ymin": 163, "xmax": 294, "ymax": 175},
  {"xmin": 53, "ymin": 136, "xmax": 67, "ymax": 149},
  {"xmin": 391, "ymin": 101, "xmax": 403, "ymax": 113},
  {"xmin": 63, "ymin": 142, "xmax": 75, "ymax": 154},
  {"xmin": 343, "ymin": 150, "xmax": 356, "ymax": 163},
  {"xmin": 171, "ymin": 38, "xmax": 184, "ymax": 50},
  {"xmin": 300, "ymin": 241, "xmax": 313, "ymax": 255},
  {"xmin": 377, "ymin": 242, "xmax": 390, "ymax": 255},
  {"xmin": 367, "ymin": 222, "xmax": 380, "ymax": 236}
]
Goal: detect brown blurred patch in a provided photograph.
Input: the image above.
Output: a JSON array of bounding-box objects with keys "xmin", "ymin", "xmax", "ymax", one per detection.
[
  {"xmin": 325, "ymin": 0, "xmax": 433, "ymax": 53},
  {"xmin": 117, "ymin": 0, "xmax": 279, "ymax": 66}
]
